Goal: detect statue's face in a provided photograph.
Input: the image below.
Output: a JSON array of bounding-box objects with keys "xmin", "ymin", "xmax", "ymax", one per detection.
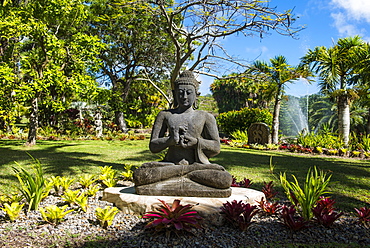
[{"xmin": 175, "ymin": 84, "xmax": 196, "ymax": 109}]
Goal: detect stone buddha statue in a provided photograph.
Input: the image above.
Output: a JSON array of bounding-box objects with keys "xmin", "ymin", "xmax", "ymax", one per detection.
[{"xmin": 133, "ymin": 70, "xmax": 232, "ymax": 197}]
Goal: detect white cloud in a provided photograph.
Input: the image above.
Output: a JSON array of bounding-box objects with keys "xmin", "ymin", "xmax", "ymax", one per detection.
[
  {"xmin": 329, "ymin": 0, "xmax": 370, "ymax": 39},
  {"xmin": 331, "ymin": 12, "xmax": 360, "ymax": 37},
  {"xmin": 331, "ymin": 0, "xmax": 370, "ymax": 23}
]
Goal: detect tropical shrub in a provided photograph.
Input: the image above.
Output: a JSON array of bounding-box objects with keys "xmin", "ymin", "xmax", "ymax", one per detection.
[
  {"xmin": 280, "ymin": 205, "xmax": 310, "ymax": 231},
  {"xmin": 40, "ymin": 205, "xmax": 74, "ymax": 225},
  {"xmin": 59, "ymin": 177, "xmax": 75, "ymax": 192},
  {"xmin": 262, "ymin": 181, "xmax": 278, "ymax": 200},
  {"xmin": 1, "ymin": 202, "xmax": 24, "ymax": 221},
  {"xmin": 95, "ymin": 206, "xmax": 120, "ymax": 229},
  {"xmin": 217, "ymin": 108, "xmax": 272, "ymax": 135},
  {"xmin": 13, "ymin": 155, "xmax": 46, "ymax": 211},
  {"xmin": 256, "ymin": 198, "xmax": 281, "ymax": 215},
  {"xmin": 78, "ymin": 174, "xmax": 97, "ymax": 189},
  {"xmin": 143, "ymin": 199, "xmax": 202, "ymax": 237},
  {"xmin": 312, "ymin": 197, "xmax": 343, "ymax": 227},
  {"xmin": 354, "ymin": 206, "xmax": 370, "ymax": 227},
  {"xmin": 220, "ymin": 200, "xmax": 259, "ymax": 231},
  {"xmin": 231, "ymin": 176, "xmax": 253, "ymax": 188},
  {"xmin": 230, "ymin": 130, "xmax": 248, "ymax": 143},
  {"xmin": 121, "ymin": 164, "xmax": 138, "ymax": 181},
  {"xmin": 280, "ymin": 166, "xmax": 332, "ymax": 220}
]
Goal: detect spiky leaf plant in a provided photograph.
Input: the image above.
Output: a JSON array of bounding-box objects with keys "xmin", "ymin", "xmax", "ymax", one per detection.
[{"xmin": 143, "ymin": 199, "xmax": 202, "ymax": 237}]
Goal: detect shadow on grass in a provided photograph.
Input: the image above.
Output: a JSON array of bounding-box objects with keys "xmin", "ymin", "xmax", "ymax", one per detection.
[
  {"xmin": 213, "ymin": 147, "xmax": 370, "ymax": 211},
  {"xmin": 0, "ymin": 139, "xmax": 154, "ymax": 191}
]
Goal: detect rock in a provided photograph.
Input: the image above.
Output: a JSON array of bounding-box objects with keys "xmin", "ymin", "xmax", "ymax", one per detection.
[{"xmin": 102, "ymin": 186, "xmax": 265, "ymax": 226}]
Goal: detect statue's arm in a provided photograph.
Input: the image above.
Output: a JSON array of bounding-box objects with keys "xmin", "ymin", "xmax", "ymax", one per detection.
[
  {"xmin": 198, "ymin": 113, "xmax": 221, "ymax": 158},
  {"xmin": 149, "ymin": 111, "xmax": 173, "ymax": 153}
]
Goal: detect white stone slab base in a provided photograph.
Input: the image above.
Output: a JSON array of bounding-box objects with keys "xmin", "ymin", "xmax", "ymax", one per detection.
[{"xmin": 102, "ymin": 186, "xmax": 265, "ymax": 226}]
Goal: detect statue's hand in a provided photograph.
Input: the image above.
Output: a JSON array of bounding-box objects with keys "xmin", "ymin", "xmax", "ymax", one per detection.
[{"xmin": 179, "ymin": 135, "xmax": 197, "ymax": 148}]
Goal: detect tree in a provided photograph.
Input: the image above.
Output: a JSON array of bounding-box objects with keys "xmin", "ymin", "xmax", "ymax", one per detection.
[
  {"xmin": 210, "ymin": 74, "xmax": 271, "ymax": 113},
  {"xmin": 88, "ymin": 0, "xmax": 176, "ymax": 132},
  {"xmin": 0, "ymin": 0, "xmax": 103, "ymax": 145},
  {"xmin": 149, "ymin": 0, "xmax": 302, "ymax": 90},
  {"xmin": 302, "ymin": 36, "xmax": 367, "ymax": 146},
  {"xmin": 246, "ymin": 55, "xmax": 311, "ymax": 144}
]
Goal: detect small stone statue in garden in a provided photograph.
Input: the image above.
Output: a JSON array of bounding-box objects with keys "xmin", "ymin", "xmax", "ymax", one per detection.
[
  {"xmin": 133, "ymin": 70, "xmax": 232, "ymax": 197},
  {"xmin": 94, "ymin": 112, "xmax": 103, "ymax": 138}
]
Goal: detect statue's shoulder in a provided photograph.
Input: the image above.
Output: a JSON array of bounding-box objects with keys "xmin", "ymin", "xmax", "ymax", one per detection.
[{"xmin": 195, "ymin": 110, "xmax": 215, "ymax": 119}]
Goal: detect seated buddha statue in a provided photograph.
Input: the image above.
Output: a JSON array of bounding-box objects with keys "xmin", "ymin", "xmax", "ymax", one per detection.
[{"xmin": 133, "ymin": 70, "xmax": 232, "ymax": 197}]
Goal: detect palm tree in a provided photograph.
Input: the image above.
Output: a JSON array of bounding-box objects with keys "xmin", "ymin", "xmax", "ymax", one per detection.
[
  {"xmin": 246, "ymin": 55, "xmax": 312, "ymax": 144},
  {"xmin": 353, "ymin": 42, "xmax": 370, "ymax": 134},
  {"xmin": 301, "ymin": 36, "xmax": 367, "ymax": 145}
]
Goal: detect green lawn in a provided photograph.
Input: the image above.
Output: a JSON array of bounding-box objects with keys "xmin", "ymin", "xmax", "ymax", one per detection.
[{"xmin": 0, "ymin": 139, "xmax": 369, "ymax": 212}]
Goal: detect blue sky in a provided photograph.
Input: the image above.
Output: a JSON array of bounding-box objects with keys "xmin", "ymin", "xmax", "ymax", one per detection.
[{"xmin": 198, "ymin": 0, "xmax": 370, "ymax": 97}]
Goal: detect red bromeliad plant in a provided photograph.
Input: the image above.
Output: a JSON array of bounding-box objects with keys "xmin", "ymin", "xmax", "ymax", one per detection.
[
  {"xmin": 312, "ymin": 197, "xmax": 343, "ymax": 227},
  {"xmin": 220, "ymin": 200, "xmax": 259, "ymax": 231},
  {"xmin": 281, "ymin": 205, "xmax": 310, "ymax": 231},
  {"xmin": 143, "ymin": 199, "xmax": 202, "ymax": 236},
  {"xmin": 231, "ymin": 176, "xmax": 253, "ymax": 188},
  {"xmin": 262, "ymin": 181, "xmax": 278, "ymax": 200},
  {"xmin": 256, "ymin": 198, "xmax": 281, "ymax": 215},
  {"xmin": 354, "ymin": 206, "xmax": 370, "ymax": 227}
]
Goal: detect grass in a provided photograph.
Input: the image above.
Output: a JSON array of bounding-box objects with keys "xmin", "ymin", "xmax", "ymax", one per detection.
[{"xmin": 0, "ymin": 139, "xmax": 369, "ymax": 212}]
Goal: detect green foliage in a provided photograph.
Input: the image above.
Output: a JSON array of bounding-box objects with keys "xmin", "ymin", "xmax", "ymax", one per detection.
[
  {"xmin": 297, "ymin": 131, "xmax": 344, "ymax": 149},
  {"xmin": 211, "ymin": 76, "xmax": 261, "ymax": 113},
  {"xmin": 268, "ymin": 156, "xmax": 276, "ymax": 174},
  {"xmin": 62, "ymin": 189, "xmax": 79, "ymax": 205},
  {"xmin": 217, "ymin": 108, "xmax": 273, "ymax": 135},
  {"xmin": 85, "ymin": 185, "xmax": 101, "ymax": 197},
  {"xmin": 47, "ymin": 176, "xmax": 62, "ymax": 195},
  {"xmin": 61, "ymin": 189, "xmax": 88, "ymax": 212},
  {"xmin": 120, "ymin": 164, "xmax": 138, "ymax": 181},
  {"xmin": 78, "ymin": 174, "xmax": 97, "ymax": 189},
  {"xmin": 95, "ymin": 206, "xmax": 120, "ymax": 229},
  {"xmin": 230, "ymin": 130, "xmax": 248, "ymax": 143},
  {"xmin": 75, "ymin": 193, "xmax": 88, "ymax": 213},
  {"xmin": 12, "ymin": 155, "xmax": 45, "ymax": 211},
  {"xmin": 99, "ymin": 166, "xmax": 118, "ymax": 188},
  {"xmin": 40, "ymin": 205, "xmax": 74, "ymax": 225},
  {"xmin": 280, "ymin": 166, "xmax": 332, "ymax": 220},
  {"xmin": 1, "ymin": 202, "xmax": 24, "ymax": 221},
  {"xmin": 0, "ymin": 193, "xmax": 23, "ymax": 205},
  {"xmin": 1, "ymin": 0, "xmax": 104, "ymax": 144},
  {"xmin": 358, "ymin": 134, "xmax": 370, "ymax": 151},
  {"xmin": 59, "ymin": 177, "xmax": 75, "ymax": 192}
]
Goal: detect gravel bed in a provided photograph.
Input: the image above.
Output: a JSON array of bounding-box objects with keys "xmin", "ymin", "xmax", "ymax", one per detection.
[{"xmin": 0, "ymin": 190, "xmax": 369, "ymax": 248}]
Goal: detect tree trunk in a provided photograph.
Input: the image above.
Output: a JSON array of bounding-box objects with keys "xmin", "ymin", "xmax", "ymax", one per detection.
[
  {"xmin": 272, "ymin": 95, "xmax": 281, "ymax": 144},
  {"xmin": 337, "ymin": 95, "xmax": 350, "ymax": 146},
  {"xmin": 115, "ymin": 111, "xmax": 128, "ymax": 133},
  {"xmin": 25, "ymin": 97, "xmax": 38, "ymax": 146}
]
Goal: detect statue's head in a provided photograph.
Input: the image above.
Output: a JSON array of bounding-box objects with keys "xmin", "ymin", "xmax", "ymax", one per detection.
[{"xmin": 173, "ymin": 70, "xmax": 200, "ymax": 109}]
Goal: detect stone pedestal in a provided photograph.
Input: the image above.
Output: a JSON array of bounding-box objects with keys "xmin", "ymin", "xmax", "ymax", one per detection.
[
  {"xmin": 135, "ymin": 177, "xmax": 232, "ymax": 198},
  {"xmin": 102, "ymin": 186, "xmax": 265, "ymax": 226}
]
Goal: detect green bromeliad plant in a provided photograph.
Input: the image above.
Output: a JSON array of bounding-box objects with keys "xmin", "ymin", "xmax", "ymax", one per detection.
[
  {"xmin": 40, "ymin": 205, "xmax": 74, "ymax": 225},
  {"xmin": 59, "ymin": 177, "xmax": 75, "ymax": 192},
  {"xmin": 1, "ymin": 202, "xmax": 25, "ymax": 221},
  {"xmin": 95, "ymin": 206, "xmax": 120, "ymax": 229},
  {"xmin": 280, "ymin": 166, "xmax": 332, "ymax": 220},
  {"xmin": 78, "ymin": 174, "xmax": 97, "ymax": 189}
]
